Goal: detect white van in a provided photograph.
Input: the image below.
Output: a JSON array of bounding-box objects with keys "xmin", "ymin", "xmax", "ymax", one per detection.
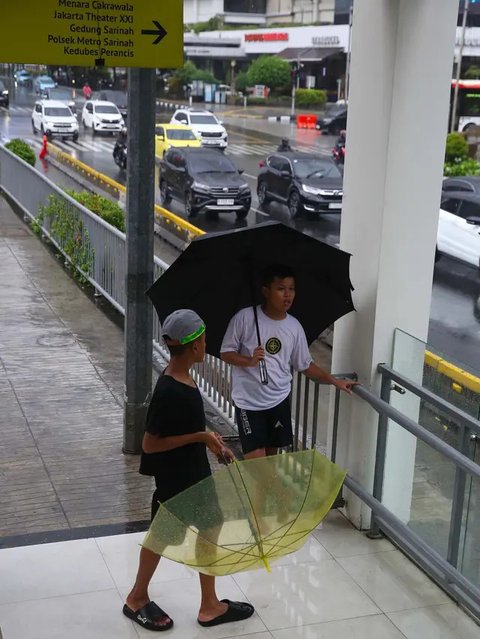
[{"xmin": 31, "ymin": 100, "xmax": 79, "ymax": 141}]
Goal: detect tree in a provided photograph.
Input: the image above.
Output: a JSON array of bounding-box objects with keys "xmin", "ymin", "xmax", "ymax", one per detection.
[
  {"xmin": 246, "ymin": 56, "xmax": 291, "ymax": 91},
  {"xmin": 465, "ymin": 64, "xmax": 480, "ymax": 79}
]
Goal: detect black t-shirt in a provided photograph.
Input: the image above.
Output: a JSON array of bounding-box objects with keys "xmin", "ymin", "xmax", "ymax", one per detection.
[{"xmin": 139, "ymin": 375, "xmax": 212, "ymax": 501}]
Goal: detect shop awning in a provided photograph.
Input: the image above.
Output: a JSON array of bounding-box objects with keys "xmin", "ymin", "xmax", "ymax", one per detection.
[{"xmin": 278, "ymin": 47, "xmax": 343, "ymax": 62}]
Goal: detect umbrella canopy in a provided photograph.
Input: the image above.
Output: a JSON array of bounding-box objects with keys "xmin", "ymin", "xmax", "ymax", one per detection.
[
  {"xmin": 142, "ymin": 449, "xmax": 346, "ymax": 576},
  {"xmin": 147, "ymin": 222, "xmax": 354, "ymax": 357}
]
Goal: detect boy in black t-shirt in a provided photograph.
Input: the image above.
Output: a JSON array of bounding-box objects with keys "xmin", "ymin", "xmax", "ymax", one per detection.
[{"xmin": 123, "ymin": 309, "xmax": 255, "ymax": 632}]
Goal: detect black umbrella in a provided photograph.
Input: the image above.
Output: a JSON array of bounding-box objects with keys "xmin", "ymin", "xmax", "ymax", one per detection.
[{"xmin": 147, "ymin": 222, "xmax": 354, "ymax": 360}]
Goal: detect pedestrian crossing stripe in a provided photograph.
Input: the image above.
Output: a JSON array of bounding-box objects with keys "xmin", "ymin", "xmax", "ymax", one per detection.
[{"xmin": 24, "ymin": 137, "xmax": 330, "ymax": 158}]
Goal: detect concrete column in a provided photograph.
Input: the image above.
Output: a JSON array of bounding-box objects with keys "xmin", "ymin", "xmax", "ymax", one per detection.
[{"xmin": 329, "ymin": 0, "xmax": 458, "ymax": 528}]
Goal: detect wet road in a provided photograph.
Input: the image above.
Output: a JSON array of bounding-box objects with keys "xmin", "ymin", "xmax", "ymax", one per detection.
[{"xmin": 1, "ymin": 84, "xmax": 480, "ymax": 372}]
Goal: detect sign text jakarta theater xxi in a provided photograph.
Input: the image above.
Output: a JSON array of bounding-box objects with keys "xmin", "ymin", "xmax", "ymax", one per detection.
[{"xmin": 0, "ymin": 0, "xmax": 183, "ymax": 69}]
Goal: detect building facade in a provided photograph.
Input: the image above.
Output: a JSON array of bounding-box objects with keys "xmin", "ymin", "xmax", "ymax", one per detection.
[{"xmin": 184, "ymin": 0, "xmax": 336, "ymax": 26}]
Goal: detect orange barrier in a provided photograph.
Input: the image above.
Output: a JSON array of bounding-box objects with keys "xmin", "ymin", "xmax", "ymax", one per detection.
[{"xmin": 296, "ymin": 114, "xmax": 317, "ymax": 129}]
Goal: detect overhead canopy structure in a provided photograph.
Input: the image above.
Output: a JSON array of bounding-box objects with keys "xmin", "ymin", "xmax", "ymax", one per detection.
[{"xmin": 278, "ymin": 46, "xmax": 343, "ymax": 62}]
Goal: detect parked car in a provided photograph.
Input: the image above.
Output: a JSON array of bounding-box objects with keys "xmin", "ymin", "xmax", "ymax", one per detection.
[
  {"xmin": 155, "ymin": 123, "xmax": 201, "ymax": 157},
  {"xmin": 159, "ymin": 147, "xmax": 251, "ymax": 219},
  {"xmin": 14, "ymin": 70, "xmax": 32, "ymax": 86},
  {"xmin": 0, "ymin": 80, "xmax": 9, "ymax": 108},
  {"xmin": 31, "ymin": 100, "xmax": 79, "ymax": 140},
  {"xmin": 170, "ymin": 108, "xmax": 228, "ymax": 149},
  {"xmin": 442, "ymin": 176, "xmax": 480, "ymax": 195},
  {"xmin": 257, "ymin": 152, "xmax": 343, "ymax": 218},
  {"xmin": 45, "ymin": 87, "xmax": 77, "ymax": 113},
  {"xmin": 81, "ymin": 100, "xmax": 124, "ymax": 135},
  {"xmin": 438, "ymin": 193, "xmax": 480, "ymax": 270},
  {"xmin": 316, "ymin": 103, "xmax": 347, "ymax": 135},
  {"xmin": 34, "ymin": 75, "xmax": 56, "ymax": 96},
  {"xmin": 92, "ymin": 89, "xmax": 128, "ymax": 119}
]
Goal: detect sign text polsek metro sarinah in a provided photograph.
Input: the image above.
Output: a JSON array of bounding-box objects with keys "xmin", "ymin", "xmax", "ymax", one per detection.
[{"xmin": 53, "ymin": 1, "xmax": 135, "ymax": 59}]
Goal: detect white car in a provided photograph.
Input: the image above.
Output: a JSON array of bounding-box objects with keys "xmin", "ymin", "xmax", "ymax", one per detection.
[
  {"xmin": 170, "ymin": 108, "xmax": 227, "ymax": 149},
  {"xmin": 82, "ymin": 100, "xmax": 124, "ymax": 135},
  {"xmin": 31, "ymin": 100, "xmax": 79, "ymax": 141},
  {"xmin": 438, "ymin": 195, "xmax": 480, "ymax": 269}
]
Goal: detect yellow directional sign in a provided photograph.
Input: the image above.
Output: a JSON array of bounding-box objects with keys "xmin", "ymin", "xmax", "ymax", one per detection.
[{"xmin": 1, "ymin": 0, "xmax": 183, "ymax": 69}]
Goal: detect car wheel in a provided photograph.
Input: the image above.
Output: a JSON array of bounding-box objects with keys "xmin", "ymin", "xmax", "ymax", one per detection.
[
  {"xmin": 72, "ymin": 133, "xmax": 78, "ymax": 142},
  {"xmin": 288, "ymin": 190, "xmax": 303, "ymax": 218},
  {"xmin": 185, "ymin": 191, "xmax": 198, "ymax": 218},
  {"xmin": 159, "ymin": 180, "xmax": 171, "ymax": 205},
  {"xmin": 32, "ymin": 120, "xmax": 36, "ymax": 134},
  {"xmin": 257, "ymin": 181, "xmax": 271, "ymax": 207},
  {"xmin": 463, "ymin": 123, "xmax": 475, "ymax": 132},
  {"xmin": 435, "ymin": 246, "xmax": 441, "ymax": 263},
  {"xmin": 236, "ymin": 208, "xmax": 249, "ymax": 220}
]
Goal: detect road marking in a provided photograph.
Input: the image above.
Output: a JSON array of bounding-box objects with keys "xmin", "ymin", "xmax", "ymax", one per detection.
[{"xmin": 251, "ymin": 207, "xmax": 269, "ymax": 217}]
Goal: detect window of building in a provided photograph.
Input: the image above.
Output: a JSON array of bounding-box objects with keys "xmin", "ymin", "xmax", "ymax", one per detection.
[{"xmin": 224, "ymin": 0, "xmax": 266, "ymax": 14}]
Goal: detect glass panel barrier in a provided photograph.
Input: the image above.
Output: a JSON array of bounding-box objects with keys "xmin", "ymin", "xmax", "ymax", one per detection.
[{"xmin": 386, "ymin": 329, "xmax": 480, "ymax": 589}]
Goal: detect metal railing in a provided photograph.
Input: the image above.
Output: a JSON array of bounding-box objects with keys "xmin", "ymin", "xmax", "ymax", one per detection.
[{"xmin": 329, "ymin": 367, "xmax": 480, "ymax": 619}]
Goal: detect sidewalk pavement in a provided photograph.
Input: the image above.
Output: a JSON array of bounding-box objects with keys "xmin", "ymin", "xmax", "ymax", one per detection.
[
  {"xmin": 1, "ymin": 510, "xmax": 478, "ymax": 639},
  {"xmin": 0, "ymin": 193, "xmax": 239, "ymax": 543}
]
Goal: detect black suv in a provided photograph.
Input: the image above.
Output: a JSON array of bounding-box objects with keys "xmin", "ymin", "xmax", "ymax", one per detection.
[
  {"xmin": 159, "ymin": 148, "xmax": 251, "ymax": 219},
  {"xmin": 316, "ymin": 103, "xmax": 347, "ymax": 135},
  {"xmin": 0, "ymin": 80, "xmax": 9, "ymax": 108},
  {"xmin": 257, "ymin": 152, "xmax": 343, "ymax": 218}
]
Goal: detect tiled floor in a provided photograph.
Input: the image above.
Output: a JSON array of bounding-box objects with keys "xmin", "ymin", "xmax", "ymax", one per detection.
[{"xmin": 0, "ymin": 511, "xmax": 478, "ymax": 639}]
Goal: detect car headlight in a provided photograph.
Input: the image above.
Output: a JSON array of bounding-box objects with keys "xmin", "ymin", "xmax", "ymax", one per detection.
[
  {"xmin": 2, "ymin": 90, "xmax": 8, "ymax": 96},
  {"xmin": 192, "ymin": 181, "xmax": 210, "ymax": 191},
  {"xmin": 45, "ymin": 122, "xmax": 55, "ymax": 129},
  {"xmin": 322, "ymin": 118, "xmax": 332, "ymax": 124},
  {"xmin": 302, "ymin": 184, "xmax": 323, "ymax": 195},
  {"xmin": 239, "ymin": 183, "xmax": 250, "ymax": 191}
]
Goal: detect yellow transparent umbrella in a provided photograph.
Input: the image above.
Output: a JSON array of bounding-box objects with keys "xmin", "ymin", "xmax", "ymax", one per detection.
[{"xmin": 142, "ymin": 449, "xmax": 346, "ymax": 576}]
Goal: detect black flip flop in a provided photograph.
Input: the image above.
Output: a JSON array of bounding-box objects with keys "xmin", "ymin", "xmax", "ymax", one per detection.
[
  {"xmin": 198, "ymin": 599, "xmax": 255, "ymax": 627},
  {"xmin": 123, "ymin": 601, "xmax": 174, "ymax": 632}
]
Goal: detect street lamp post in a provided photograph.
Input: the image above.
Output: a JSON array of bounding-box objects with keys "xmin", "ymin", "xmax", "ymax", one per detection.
[
  {"xmin": 451, "ymin": 0, "xmax": 470, "ymax": 132},
  {"xmin": 230, "ymin": 60, "xmax": 236, "ymax": 106}
]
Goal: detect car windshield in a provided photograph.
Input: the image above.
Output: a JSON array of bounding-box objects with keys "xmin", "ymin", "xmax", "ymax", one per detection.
[
  {"xmin": 324, "ymin": 104, "xmax": 346, "ymax": 117},
  {"xmin": 44, "ymin": 107, "xmax": 72, "ymax": 117},
  {"xmin": 167, "ymin": 129, "xmax": 197, "ymax": 140},
  {"xmin": 190, "ymin": 114, "xmax": 218, "ymax": 125},
  {"xmin": 188, "ymin": 154, "xmax": 236, "ymax": 173},
  {"xmin": 95, "ymin": 105, "xmax": 119, "ymax": 114},
  {"xmin": 40, "ymin": 78, "xmax": 55, "ymax": 85},
  {"xmin": 293, "ymin": 158, "xmax": 342, "ymax": 179}
]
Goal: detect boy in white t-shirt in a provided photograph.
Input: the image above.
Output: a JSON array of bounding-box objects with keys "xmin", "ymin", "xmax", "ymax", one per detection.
[{"xmin": 220, "ymin": 265, "xmax": 355, "ymax": 459}]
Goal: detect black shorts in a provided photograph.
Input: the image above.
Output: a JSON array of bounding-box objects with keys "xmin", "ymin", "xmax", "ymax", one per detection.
[
  {"xmin": 235, "ymin": 396, "xmax": 293, "ymax": 454},
  {"xmin": 151, "ymin": 477, "xmax": 224, "ymax": 547}
]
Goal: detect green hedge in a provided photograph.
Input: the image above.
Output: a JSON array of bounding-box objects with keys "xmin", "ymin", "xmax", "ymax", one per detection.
[
  {"xmin": 444, "ymin": 158, "xmax": 480, "ymax": 177},
  {"xmin": 66, "ymin": 190, "xmax": 125, "ymax": 232},
  {"xmin": 295, "ymin": 89, "xmax": 327, "ymax": 108},
  {"xmin": 5, "ymin": 138, "xmax": 36, "ymax": 166}
]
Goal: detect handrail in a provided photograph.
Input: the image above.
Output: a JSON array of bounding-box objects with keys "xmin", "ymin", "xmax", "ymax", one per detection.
[
  {"xmin": 378, "ymin": 363, "xmax": 480, "ymax": 436},
  {"xmin": 352, "ymin": 384, "xmax": 480, "ymax": 479}
]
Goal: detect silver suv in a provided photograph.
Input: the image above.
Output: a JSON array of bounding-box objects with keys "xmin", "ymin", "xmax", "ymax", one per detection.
[{"xmin": 170, "ymin": 108, "xmax": 227, "ymax": 149}]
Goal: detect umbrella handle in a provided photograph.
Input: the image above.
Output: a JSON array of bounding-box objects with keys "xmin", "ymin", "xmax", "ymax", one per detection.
[{"xmin": 259, "ymin": 359, "xmax": 268, "ymax": 385}]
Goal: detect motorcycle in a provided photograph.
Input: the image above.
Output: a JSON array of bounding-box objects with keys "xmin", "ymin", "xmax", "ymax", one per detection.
[
  {"xmin": 332, "ymin": 144, "xmax": 345, "ymax": 165},
  {"xmin": 113, "ymin": 141, "xmax": 127, "ymax": 169}
]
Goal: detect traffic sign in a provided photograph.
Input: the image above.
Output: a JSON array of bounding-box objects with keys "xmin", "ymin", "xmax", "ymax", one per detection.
[{"xmin": 0, "ymin": 0, "xmax": 183, "ymax": 68}]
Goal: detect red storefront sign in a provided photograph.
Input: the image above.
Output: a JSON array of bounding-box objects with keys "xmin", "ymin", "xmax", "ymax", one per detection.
[{"xmin": 244, "ymin": 33, "xmax": 289, "ymax": 42}]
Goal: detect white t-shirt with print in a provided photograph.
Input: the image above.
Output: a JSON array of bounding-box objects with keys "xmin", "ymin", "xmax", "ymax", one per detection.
[{"xmin": 220, "ymin": 305, "xmax": 313, "ymax": 411}]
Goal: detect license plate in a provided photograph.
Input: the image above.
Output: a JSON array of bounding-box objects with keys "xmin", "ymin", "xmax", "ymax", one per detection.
[
  {"xmin": 203, "ymin": 139, "xmax": 217, "ymax": 144},
  {"xmin": 217, "ymin": 198, "xmax": 234, "ymax": 206},
  {"xmin": 328, "ymin": 202, "xmax": 342, "ymax": 210}
]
